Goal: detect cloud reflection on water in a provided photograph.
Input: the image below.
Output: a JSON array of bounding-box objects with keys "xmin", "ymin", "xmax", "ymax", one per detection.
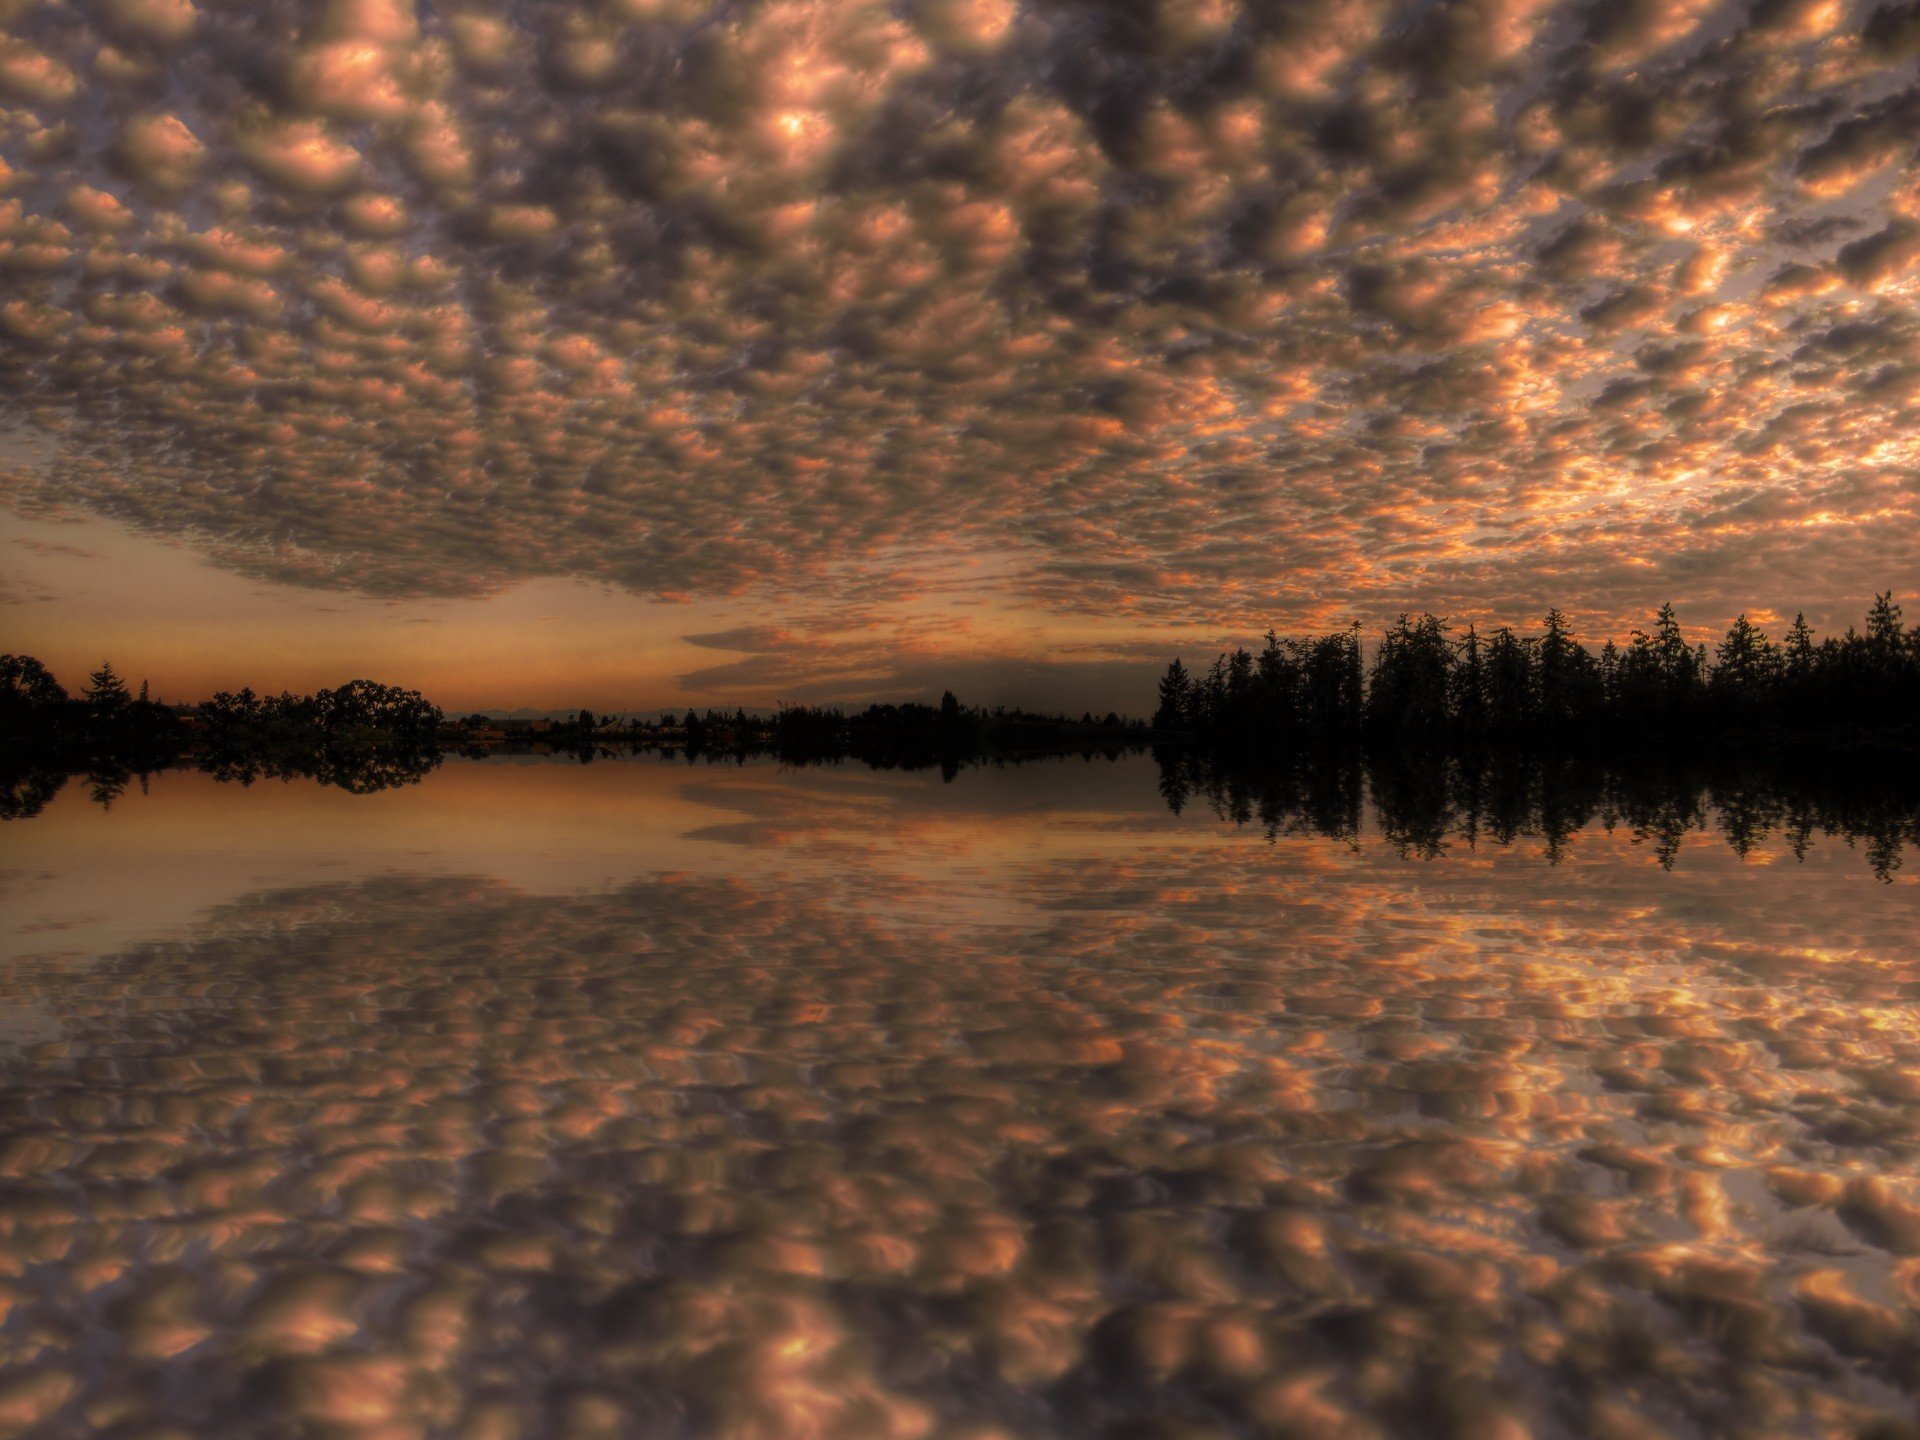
[{"xmin": 1, "ymin": 766, "xmax": 1919, "ymax": 1437}]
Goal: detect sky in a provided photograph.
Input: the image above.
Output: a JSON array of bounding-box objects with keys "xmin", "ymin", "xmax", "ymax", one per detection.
[{"xmin": 3, "ymin": 0, "xmax": 1920, "ymax": 713}]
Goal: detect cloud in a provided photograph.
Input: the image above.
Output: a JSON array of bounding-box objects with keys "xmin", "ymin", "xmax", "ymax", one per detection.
[{"xmin": 0, "ymin": 0, "xmax": 1916, "ymax": 642}]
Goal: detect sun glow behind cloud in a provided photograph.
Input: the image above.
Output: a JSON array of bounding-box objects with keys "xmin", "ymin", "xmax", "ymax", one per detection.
[{"xmin": 4, "ymin": 0, "xmax": 1920, "ymax": 702}]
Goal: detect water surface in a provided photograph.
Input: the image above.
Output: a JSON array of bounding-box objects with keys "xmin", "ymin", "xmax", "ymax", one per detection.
[{"xmin": 3, "ymin": 755, "xmax": 1919, "ymax": 1439}]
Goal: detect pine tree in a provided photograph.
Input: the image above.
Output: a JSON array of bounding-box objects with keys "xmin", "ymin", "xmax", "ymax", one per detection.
[
  {"xmin": 85, "ymin": 661, "xmax": 130, "ymax": 713},
  {"xmin": 1867, "ymin": 592, "xmax": 1904, "ymax": 678},
  {"xmin": 1646, "ymin": 604, "xmax": 1702, "ymax": 724},
  {"xmin": 1483, "ymin": 626, "xmax": 1533, "ymax": 733},
  {"xmin": 1366, "ymin": 613, "xmax": 1452, "ymax": 738},
  {"xmin": 1454, "ymin": 624, "xmax": 1486, "ymax": 734},
  {"xmin": 1153, "ymin": 658, "xmax": 1191, "ymax": 730},
  {"xmin": 1784, "ymin": 612, "xmax": 1815, "ymax": 676},
  {"xmin": 1536, "ymin": 609, "xmax": 1599, "ymax": 731},
  {"xmin": 1711, "ymin": 614, "xmax": 1777, "ymax": 723}
]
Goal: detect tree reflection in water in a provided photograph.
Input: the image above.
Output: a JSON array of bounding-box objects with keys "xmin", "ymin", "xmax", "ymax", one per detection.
[
  {"xmin": 10, "ymin": 745, "xmax": 1920, "ymax": 885},
  {"xmin": 1156, "ymin": 747, "xmax": 1920, "ymax": 879},
  {"xmin": 2, "ymin": 805, "xmax": 1919, "ymax": 1438}
]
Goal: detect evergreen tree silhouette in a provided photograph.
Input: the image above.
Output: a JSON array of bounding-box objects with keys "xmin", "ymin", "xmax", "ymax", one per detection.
[
  {"xmin": 1153, "ymin": 657, "xmax": 1191, "ymax": 730},
  {"xmin": 1154, "ymin": 594, "xmax": 1916, "ymax": 753},
  {"xmin": 85, "ymin": 662, "xmax": 130, "ymax": 713}
]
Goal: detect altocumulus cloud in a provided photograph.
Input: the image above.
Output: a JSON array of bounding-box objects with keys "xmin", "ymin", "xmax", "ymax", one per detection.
[{"xmin": 2, "ymin": 0, "xmax": 1920, "ymax": 628}]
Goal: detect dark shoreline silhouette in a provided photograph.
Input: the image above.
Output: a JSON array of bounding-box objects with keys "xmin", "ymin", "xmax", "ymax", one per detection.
[
  {"xmin": 6, "ymin": 594, "xmax": 1920, "ymax": 877},
  {"xmin": 8, "ymin": 731, "xmax": 1915, "ymax": 878},
  {"xmin": 0, "ymin": 658, "xmax": 1152, "ymax": 815}
]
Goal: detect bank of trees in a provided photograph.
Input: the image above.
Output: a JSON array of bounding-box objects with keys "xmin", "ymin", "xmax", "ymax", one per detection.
[
  {"xmin": 3, "ymin": 657, "xmax": 443, "ymax": 753},
  {"xmin": 196, "ymin": 679, "xmax": 441, "ymax": 749},
  {"xmin": 1154, "ymin": 595, "xmax": 1920, "ymax": 749},
  {"xmin": 1155, "ymin": 629, "xmax": 1364, "ymax": 745},
  {"xmin": 0, "ymin": 657, "xmax": 445, "ymax": 798},
  {"xmin": 768, "ymin": 694, "xmax": 1140, "ymax": 768}
]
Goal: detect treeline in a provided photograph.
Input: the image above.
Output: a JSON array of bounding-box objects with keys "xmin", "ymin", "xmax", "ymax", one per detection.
[
  {"xmin": 1156, "ymin": 747, "xmax": 1920, "ymax": 879},
  {"xmin": 1155, "ymin": 595, "xmax": 1920, "ymax": 750},
  {"xmin": 455, "ymin": 694, "xmax": 1145, "ymax": 768},
  {"xmin": 1, "ymin": 656, "xmax": 1149, "ymax": 816},
  {"xmin": 555, "ymin": 695, "xmax": 1144, "ymax": 772},
  {"xmin": 1, "ymin": 654, "xmax": 446, "ymax": 797},
  {"xmin": 1, "ymin": 656, "xmax": 184, "ymax": 768},
  {"xmin": 768, "ymin": 692, "xmax": 983, "ymax": 765},
  {"xmin": 763, "ymin": 694, "xmax": 1141, "ymax": 768}
]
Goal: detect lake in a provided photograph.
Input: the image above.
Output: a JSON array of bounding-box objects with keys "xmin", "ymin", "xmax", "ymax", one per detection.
[{"xmin": 3, "ymin": 753, "xmax": 1919, "ymax": 1439}]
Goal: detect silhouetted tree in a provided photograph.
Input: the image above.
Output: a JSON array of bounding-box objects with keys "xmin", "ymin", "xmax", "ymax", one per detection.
[
  {"xmin": 1867, "ymin": 591, "xmax": 1904, "ymax": 665},
  {"xmin": 1483, "ymin": 626, "xmax": 1533, "ymax": 734},
  {"xmin": 314, "ymin": 680, "xmax": 440, "ymax": 738},
  {"xmin": 1710, "ymin": 614, "xmax": 1778, "ymax": 725},
  {"xmin": 0, "ymin": 654, "xmax": 67, "ymax": 717},
  {"xmin": 1154, "ymin": 658, "xmax": 1192, "ymax": 730},
  {"xmin": 1537, "ymin": 610, "xmax": 1600, "ymax": 732},
  {"xmin": 1650, "ymin": 602, "xmax": 1702, "ymax": 720},
  {"xmin": 1454, "ymin": 625, "xmax": 1487, "ymax": 736},
  {"xmin": 1225, "ymin": 646, "xmax": 1255, "ymax": 741},
  {"xmin": 1366, "ymin": 614, "xmax": 1452, "ymax": 741},
  {"xmin": 85, "ymin": 662, "xmax": 130, "ymax": 713}
]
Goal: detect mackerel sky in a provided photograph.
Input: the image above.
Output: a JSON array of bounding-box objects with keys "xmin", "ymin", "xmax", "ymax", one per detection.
[{"xmin": 4, "ymin": 0, "xmax": 1920, "ymax": 709}]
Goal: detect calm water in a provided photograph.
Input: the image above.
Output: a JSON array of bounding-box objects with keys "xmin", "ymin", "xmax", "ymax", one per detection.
[{"xmin": 4, "ymin": 754, "xmax": 1920, "ymax": 1440}]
